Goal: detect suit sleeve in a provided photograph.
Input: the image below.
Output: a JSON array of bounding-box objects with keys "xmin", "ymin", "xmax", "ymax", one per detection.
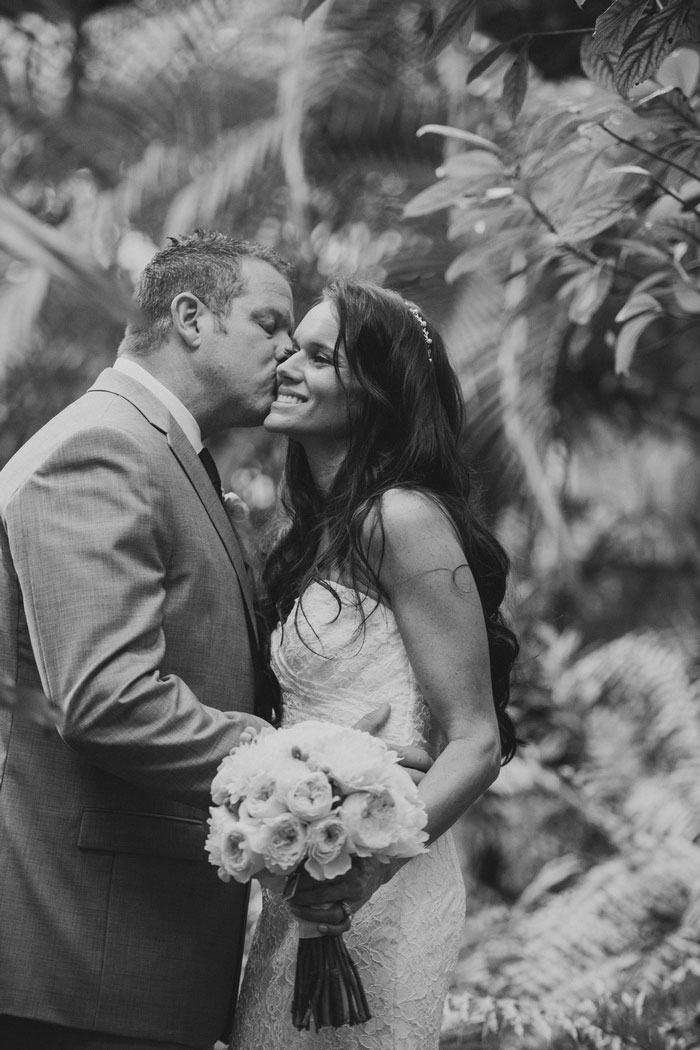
[{"xmin": 5, "ymin": 425, "xmax": 246, "ymax": 810}]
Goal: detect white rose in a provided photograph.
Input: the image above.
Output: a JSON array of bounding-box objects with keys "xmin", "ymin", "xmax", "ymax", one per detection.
[
  {"xmin": 285, "ymin": 771, "xmax": 334, "ymax": 821},
  {"xmin": 240, "ymin": 771, "xmax": 287, "ymax": 820},
  {"xmin": 262, "ymin": 812, "xmax": 308, "ymax": 875},
  {"xmin": 339, "ymin": 789, "xmax": 401, "ymax": 856},
  {"xmin": 380, "ymin": 766, "xmax": 428, "ymax": 857},
  {"xmin": 205, "ymin": 807, "xmax": 270, "ymax": 882},
  {"xmin": 210, "ymin": 743, "xmax": 265, "ymax": 806},
  {"xmin": 306, "ymin": 727, "xmax": 396, "ymax": 794},
  {"xmin": 304, "ymin": 814, "xmax": 352, "ymax": 881},
  {"xmin": 270, "ymin": 754, "xmax": 314, "ymax": 798}
]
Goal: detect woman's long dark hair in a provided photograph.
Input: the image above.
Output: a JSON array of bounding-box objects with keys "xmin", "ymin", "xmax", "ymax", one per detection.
[{"xmin": 262, "ymin": 278, "xmax": 519, "ymax": 762}]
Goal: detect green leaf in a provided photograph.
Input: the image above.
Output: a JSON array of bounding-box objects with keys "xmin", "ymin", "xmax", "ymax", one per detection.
[
  {"xmin": 502, "ymin": 41, "xmax": 531, "ymax": 122},
  {"xmin": 467, "ymin": 36, "xmax": 527, "ymax": 85},
  {"xmin": 593, "ymin": 0, "xmax": 653, "ymax": 55},
  {"xmin": 445, "ymin": 247, "xmax": 492, "ymax": 282},
  {"xmin": 447, "ymin": 197, "xmax": 533, "ymax": 239},
  {"xmin": 403, "ymin": 177, "xmax": 471, "ymax": 218},
  {"xmin": 426, "ymin": 0, "xmax": 478, "ymax": 61},
  {"xmin": 684, "ymin": 6, "xmax": 700, "ymax": 42},
  {"xmin": 444, "ymin": 226, "xmax": 536, "ymax": 281},
  {"xmin": 615, "ymin": 291, "xmax": 663, "ymax": 323},
  {"xmin": 301, "ymin": 0, "xmax": 328, "ymax": 19},
  {"xmin": 603, "ymin": 239, "xmax": 669, "ymax": 266},
  {"xmin": 614, "ymin": 310, "xmax": 660, "ymax": 374},
  {"xmin": 555, "ymin": 198, "xmax": 635, "ymax": 242},
  {"xmin": 614, "ymin": 1, "xmax": 696, "ymax": 96},
  {"xmin": 659, "ymin": 138, "xmax": 700, "ymax": 170},
  {"xmin": 437, "ymin": 150, "xmax": 505, "ymax": 180},
  {"xmin": 634, "ymin": 84, "xmax": 700, "ymax": 128},
  {"xmin": 550, "ymin": 170, "xmax": 646, "ymax": 243},
  {"xmin": 416, "ymin": 125, "xmax": 502, "ymax": 154},
  {"xmin": 673, "ymin": 282, "xmax": 700, "ymax": 312},
  {"xmin": 568, "ymin": 265, "xmax": 614, "ymax": 325},
  {"xmin": 655, "ymin": 45, "xmax": 700, "ymax": 94},
  {"xmin": 580, "ymin": 33, "xmax": 617, "ymax": 92}
]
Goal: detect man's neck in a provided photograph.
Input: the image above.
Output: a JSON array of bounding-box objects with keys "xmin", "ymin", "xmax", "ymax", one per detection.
[{"xmin": 114, "ymin": 355, "xmax": 203, "ymax": 451}]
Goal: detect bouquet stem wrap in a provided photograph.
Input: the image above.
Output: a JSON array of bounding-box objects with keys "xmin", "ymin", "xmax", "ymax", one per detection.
[{"xmin": 292, "ymin": 922, "xmax": 370, "ymax": 1030}]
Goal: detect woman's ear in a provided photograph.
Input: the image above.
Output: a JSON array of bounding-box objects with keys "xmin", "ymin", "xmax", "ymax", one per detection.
[{"xmin": 171, "ymin": 292, "xmax": 204, "ymax": 347}]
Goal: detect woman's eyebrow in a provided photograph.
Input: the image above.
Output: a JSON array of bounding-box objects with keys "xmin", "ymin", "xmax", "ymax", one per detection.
[{"xmin": 299, "ymin": 339, "xmax": 335, "ymax": 353}]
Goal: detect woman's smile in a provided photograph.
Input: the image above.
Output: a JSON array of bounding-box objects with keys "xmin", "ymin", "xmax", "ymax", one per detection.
[
  {"xmin": 264, "ymin": 301, "xmax": 357, "ymax": 445},
  {"xmin": 274, "ymin": 389, "xmax": 307, "ymax": 406}
]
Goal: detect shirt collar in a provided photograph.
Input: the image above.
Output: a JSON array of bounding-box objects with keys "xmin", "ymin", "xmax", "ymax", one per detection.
[{"xmin": 113, "ymin": 356, "xmax": 203, "ymax": 453}]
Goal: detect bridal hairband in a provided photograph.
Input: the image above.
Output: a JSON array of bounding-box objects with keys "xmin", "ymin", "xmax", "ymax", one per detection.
[{"xmin": 404, "ymin": 303, "xmax": 433, "ymax": 362}]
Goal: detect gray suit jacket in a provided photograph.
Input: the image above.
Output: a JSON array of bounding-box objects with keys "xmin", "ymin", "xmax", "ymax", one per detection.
[{"xmin": 0, "ymin": 368, "xmax": 261, "ymax": 1045}]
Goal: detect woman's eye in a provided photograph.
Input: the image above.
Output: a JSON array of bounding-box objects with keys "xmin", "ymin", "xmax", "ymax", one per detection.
[{"xmin": 313, "ymin": 353, "xmax": 332, "ymax": 365}]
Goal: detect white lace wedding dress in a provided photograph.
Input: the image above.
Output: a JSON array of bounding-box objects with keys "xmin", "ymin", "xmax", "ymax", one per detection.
[{"xmin": 231, "ymin": 581, "xmax": 465, "ymax": 1050}]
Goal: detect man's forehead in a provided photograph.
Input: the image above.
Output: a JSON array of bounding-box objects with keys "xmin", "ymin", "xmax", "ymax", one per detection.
[{"xmin": 239, "ymin": 257, "xmax": 293, "ymax": 305}]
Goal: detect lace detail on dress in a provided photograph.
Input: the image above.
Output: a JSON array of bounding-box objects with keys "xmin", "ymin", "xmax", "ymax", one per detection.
[{"xmin": 231, "ymin": 581, "xmax": 465, "ymax": 1050}]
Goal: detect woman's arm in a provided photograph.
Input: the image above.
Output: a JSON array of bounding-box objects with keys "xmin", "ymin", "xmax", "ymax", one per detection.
[
  {"xmin": 368, "ymin": 488, "xmax": 502, "ymax": 845},
  {"xmin": 288, "ymin": 488, "xmax": 504, "ymax": 925}
]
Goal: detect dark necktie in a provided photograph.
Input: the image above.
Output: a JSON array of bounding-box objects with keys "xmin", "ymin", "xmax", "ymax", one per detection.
[
  {"xmin": 198, "ymin": 447, "xmax": 277, "ymax": 723},
  {"xmin": 198, "ymin": 448, "xmax": 224, "ymax": 504}
]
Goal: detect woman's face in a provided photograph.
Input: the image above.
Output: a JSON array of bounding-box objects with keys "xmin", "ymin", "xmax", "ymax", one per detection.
[{"xmin": 264, "ymin": 300, "xmax": 358, "ymax": 443}]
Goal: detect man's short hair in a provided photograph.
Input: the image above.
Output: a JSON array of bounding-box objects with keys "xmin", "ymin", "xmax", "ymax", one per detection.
[{"xmin": 122, "ymin": 230, "xmax": 293, "ymax": 356}]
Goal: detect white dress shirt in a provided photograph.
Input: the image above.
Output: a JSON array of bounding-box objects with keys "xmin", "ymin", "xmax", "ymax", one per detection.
[{"xmin": 113, "ymin": 356, "xmax": 203, "ymax": 453}]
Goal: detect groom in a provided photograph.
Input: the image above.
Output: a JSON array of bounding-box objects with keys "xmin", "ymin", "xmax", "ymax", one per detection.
[{"xmin": 0, "ymin": 232, "xmax": 390, "ymax": 1050}]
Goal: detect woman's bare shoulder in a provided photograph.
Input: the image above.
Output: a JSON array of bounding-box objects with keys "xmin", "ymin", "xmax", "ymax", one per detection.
[{"xmin": 361, "ymin": 487, "xmax": 463, "ymax": 567}]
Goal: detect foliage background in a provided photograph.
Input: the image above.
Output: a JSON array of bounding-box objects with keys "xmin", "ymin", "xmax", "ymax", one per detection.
[{"xmin": 1, "ymin": 1, "xmax": 700, "ymax": 1046}]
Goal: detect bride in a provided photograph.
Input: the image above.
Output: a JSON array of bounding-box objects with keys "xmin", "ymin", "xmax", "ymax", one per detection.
[{"xmin": 231, "ymin": 278, "xmax": 518, "ymax": 1049}]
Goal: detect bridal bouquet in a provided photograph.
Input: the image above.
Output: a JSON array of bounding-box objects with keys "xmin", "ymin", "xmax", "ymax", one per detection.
[{"xmin": 205, "ymin": 719, "xmax": 428, "ymax": 1031}]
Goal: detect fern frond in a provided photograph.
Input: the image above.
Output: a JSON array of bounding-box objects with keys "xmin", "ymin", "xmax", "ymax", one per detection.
[
  {"xmin": 454, "ymin": 840, "xmax": 700, "ymax": 1012},
  {"xmin": 555, "ymin": 632, "xmax": 700, "ymax": 839}
]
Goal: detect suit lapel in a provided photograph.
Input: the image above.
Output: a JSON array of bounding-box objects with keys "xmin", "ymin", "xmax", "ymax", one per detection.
[
  {"xmin": 166, "ymin": 427, "xmax": 259, "ymax": 641},
  {"xmin": 89, "ymin": 368, "xmax": 259, "ymax": 643}
]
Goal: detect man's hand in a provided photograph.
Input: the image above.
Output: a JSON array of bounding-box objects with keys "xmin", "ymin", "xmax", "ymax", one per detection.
[
  {"xmin": 353, "ymin": 702, "xmax": 433, "ymax": 785},
  {"xmin": 285, "ymin": 856, "xmax": 389, "ymax": 934}
]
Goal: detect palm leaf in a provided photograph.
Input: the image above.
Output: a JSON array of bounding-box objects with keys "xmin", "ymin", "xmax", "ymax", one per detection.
[
  {"xmin": 162, "ymin": 118, "xmax": 284, "ymax": 236},
  {"xmin": 0, "ymin": 194, "xmax": 139, "ymax": 324},
  {"xmin": 0, "ymin": 265, "xmax": 49, "ymax": 373}
]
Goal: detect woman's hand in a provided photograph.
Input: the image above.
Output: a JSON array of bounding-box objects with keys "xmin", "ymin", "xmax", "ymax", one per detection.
[
  {"xmin": 352, "ymin": 702, "xmax": 433, "ymax": 784},
  {"xmin": 284, "ymin": 856, "xmax": 389, "ymax": 934}
]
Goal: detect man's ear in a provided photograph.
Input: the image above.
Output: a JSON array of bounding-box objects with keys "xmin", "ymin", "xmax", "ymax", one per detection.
[{"xmin": 171, "ymin": 293, "xmax": 205, "ymax": 347}]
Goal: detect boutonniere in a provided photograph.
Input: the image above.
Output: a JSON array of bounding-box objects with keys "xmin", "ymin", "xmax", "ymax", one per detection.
[{"xmin": 222, "ymin": 490, "xmax": 251, "ymax": 526}]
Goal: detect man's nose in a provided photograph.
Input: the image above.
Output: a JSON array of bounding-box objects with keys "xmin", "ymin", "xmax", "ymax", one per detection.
[
  {"xmin": 275, "ymin": 346, "xmax": 302, "ymax": 376},
  {"xmin": 273, "ymin": 333, "xmax": 295, "ymax": 364}
]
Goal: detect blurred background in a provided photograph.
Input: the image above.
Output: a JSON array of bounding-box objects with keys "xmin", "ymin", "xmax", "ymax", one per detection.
[{"xmin": 2, "ymin": 0, "xmax": 700, "ymax": 1045}]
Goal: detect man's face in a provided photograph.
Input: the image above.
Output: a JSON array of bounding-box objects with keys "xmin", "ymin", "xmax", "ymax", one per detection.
[{"xmin": 198, "ymin": 257, "xmax": 294, "ymax": 432}]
